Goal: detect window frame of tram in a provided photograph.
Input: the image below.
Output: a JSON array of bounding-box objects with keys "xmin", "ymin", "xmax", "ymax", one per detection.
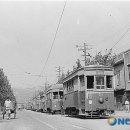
[
  {"xmin": 79, "ymin": 75, "xmax": 85, "ymax": 87},
  {"xmin": 59, "ymin": 91, "xmax": 63, "ymax": 99},
  {"xmin": 128, "ymin": 64, "xmax": 130, "ymax": 81},
  {"xmin": 106, "ymin": 75, "xmax": 113, "ymax": 89},
  {"xmin": 53, "ymin": 92, "xmax": 58, "ymax": 99},
  {"xmin": 95, "ymin": 76, "xmax": 105, "ymax": 89},
  {"xmin": 66, "ymin": 79, "xmax": 74, "ymax": 92},
  {"xmin": 87, "ymin": 76, "xmax": 94, "ymax": 89},
  {"xmin": 47, "ymin": 93, "xmax": 50, "ymax": 100}
]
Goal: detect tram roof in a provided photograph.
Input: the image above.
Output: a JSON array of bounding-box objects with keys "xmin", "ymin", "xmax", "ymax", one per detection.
[
  {"xmin": 63, "ymin": 64, "xmax": 113, "ymax": 82},
  {"xmin": 84, "ymin": 64, "xmax": 112, "ymax": 69},
  {"xmin": 45, "ymin": 83, "xmax": 63, "ymax": 93}
]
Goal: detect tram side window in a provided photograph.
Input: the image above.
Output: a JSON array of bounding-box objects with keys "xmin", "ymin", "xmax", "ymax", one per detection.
[
  {"xmin": 106, "ymin": 76, "xmax": 112, "ymax": 88},
  {"xmin": 63, "ymin": 84, "xmax": 67, "ymax": 94},
  {"xmin": 53, "ymin": 92, "xmax": 58, "ymax": 99},
  {"xmin": 66, "ymin": 80, "xmax": 74, "ymax": 92},
  {"xmin": 79, "ymin": 75, "xmax": 85, "ymax": 87},
  {"xmin": 67, "ymin": 82, "xmax": 69, "ymax": 91},
  {"xmin": 128, "ymin": 65, "xmax": 130, "ymax": 81},
  {"xmin": 47, "ymin": 93, "xmax": 49, "ymax": 99},
  {"xmin": 87, "ymin": 76, "xmax": 94, "ymax": 89},
  {"xmin": 117, "ymin": 73, "xmax": 120, "ymax": 86}
]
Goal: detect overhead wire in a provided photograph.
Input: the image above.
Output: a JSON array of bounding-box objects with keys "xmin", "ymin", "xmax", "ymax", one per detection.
[
  {"xmin": 34, "ymin": 0, "xmax": 67, "ymax": 86},
  {"xmin": 110, "ymin": 28, "xmax": 130, "ymax": 50}
]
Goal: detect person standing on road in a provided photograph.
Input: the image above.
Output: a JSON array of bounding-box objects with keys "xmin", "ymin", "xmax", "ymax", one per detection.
[
  {"xmin": 60, "ymin": 96, "xmax": 64, "ymax": 115},
  {"xmin": 125, "ymin": 99, "xmax": 129, "ymax": 113},
  {"xmin": 4, "ymin": 97, "xmax": 12, "ymax": 120}
]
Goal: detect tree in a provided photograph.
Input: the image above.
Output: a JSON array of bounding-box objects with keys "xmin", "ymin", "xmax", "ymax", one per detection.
[
  {"xmin": 67, "ymin": 70, "xmax": 70, "ymax": 75},
  {"xmin": 0, "ymin": 68, "xmax": 16, "ymax": 108},
  {"xmin": 89, "ymin": 49, "xmax": 115, "ymax": 66},
  {"xmin": 76, "ymin": 59, "xmax": 82, "ymax": 68},
  {"xmin": 57, "ymin": 72, "xmax": 66, "ymax": 84}
]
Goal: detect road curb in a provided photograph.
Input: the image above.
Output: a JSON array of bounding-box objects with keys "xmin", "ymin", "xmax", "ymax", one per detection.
[{"xmin": 115, "ymin": 111, "xmax": 130, "ymax": 117}]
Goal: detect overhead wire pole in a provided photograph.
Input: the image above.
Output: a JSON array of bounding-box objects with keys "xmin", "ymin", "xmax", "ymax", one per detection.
[
  {"xmin": 33, "ymin": 0, "xmax": 67, "ymax": 86},
  {"xmin": 76, "ymin": 43, "xmax": 92, "ymax": 66}
]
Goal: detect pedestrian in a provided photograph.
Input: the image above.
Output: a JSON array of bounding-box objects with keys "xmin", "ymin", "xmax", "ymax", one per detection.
[
  {"xmin": 125, "ymin": 99, "xmax": 129, "ymax": 113},
  {"xmin": 60, "ymin": 96, "xmax": 64, "ymax": 115},
  {"xmin": 4, "ymin": 97, "xmax": 12, "ymax": 120}
]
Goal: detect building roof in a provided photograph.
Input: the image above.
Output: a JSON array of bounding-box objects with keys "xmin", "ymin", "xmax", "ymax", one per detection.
[{"xmin": 113, "ymin": 48, "xmax": 130, "ymax": 65}]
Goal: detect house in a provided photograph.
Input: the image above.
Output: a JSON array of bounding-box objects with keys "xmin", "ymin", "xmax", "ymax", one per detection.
[{"xmin": 113, "ymin": 49, "xmax": 130, "ymax": 110}]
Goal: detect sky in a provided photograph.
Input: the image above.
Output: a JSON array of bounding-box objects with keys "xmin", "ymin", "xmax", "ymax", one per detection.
[{"xmin": 0, "ymin": 0, "xmax": 130, "ymax": 92}]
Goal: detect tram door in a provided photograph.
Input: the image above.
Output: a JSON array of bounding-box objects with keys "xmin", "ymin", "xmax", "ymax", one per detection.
[{"xmin": 85, "ymin": 76, "xmax": 94, "ymax": 112}]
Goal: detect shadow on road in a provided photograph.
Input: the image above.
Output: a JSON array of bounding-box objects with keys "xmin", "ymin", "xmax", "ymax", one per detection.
[
  {"xmin": 10, "ymin": 117, "xmax": 18, "ymax": 120},
  {"xmin": 1, "ymin": 117, "xmax": 19, "ymax": 121},
  {"xmin": 38, "ymin": 112, "xmax": 109, "ymax": 120},
  {"xmin": 65, "ymin": 115, "xmax": 108, "ymax": 120},
  {"xmin": 0, "ymin": 117, "xmax": 18, "ymax": 123},
  {"xmin": 0, "ymin": 120, "xmax": 9, "ymax": 123}
]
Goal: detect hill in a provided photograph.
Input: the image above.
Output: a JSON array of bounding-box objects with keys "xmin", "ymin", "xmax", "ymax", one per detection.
[{"xmin": 12, "ymin": 87, "xmax": 36, "ymax": 103}]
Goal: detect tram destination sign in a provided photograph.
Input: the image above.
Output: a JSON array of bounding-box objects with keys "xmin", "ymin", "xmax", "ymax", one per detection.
[{"xmin": 96, "ymin": 70, "xmax": 104, "ymax": 75}]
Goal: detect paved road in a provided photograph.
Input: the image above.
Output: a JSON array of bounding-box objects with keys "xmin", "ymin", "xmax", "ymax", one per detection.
[{"xmin": 0, "ymin": 110, "xmax": 129, "ymax": 130}]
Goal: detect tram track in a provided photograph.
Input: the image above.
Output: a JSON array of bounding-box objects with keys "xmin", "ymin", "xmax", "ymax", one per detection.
[{"xmin": 25, "ymin": 110, "xmax": 94, "ymax": 130}]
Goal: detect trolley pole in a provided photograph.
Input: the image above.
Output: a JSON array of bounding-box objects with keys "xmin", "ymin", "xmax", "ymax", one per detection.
[{"xmin": 76, "ymin": 43, "xmax": 92, "ymax": 66}]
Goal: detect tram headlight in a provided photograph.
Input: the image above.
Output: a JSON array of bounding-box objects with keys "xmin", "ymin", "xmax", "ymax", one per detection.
[
  {"xmin": 98, "ymin": 97, "xmax": 104, "ymax": 104},
  {"xmin": 89, "ymin": 100, "xmax": 92, "ymax": 104}
]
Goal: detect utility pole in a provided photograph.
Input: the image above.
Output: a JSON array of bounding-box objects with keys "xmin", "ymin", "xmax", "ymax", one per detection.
[
  {"xmin": 76, "ymin": 43, "xmax": 92, "ymax": 66},
  {"xmin": 56, "ymin": 66, "xmax": 61, "ymax": 82},
  {"xmin": 56, "ymin": 66, "xmax": 63, "ymax": 82}
]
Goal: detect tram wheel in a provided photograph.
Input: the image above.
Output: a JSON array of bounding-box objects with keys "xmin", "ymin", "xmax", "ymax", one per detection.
[
  {"xmin": 14, "ymin": 112, "xmax": 16, "ymax": 119},
  {"xmin": 51, "ymin": 111, "xmax": 55, "ymax": 114},
  {"xmin": 3, "ymin": 113, "xmax": 4, "ymax": 119},
  {"xmin": 68, "ymin": 109, "xmax": 72, "ymax": 116}
]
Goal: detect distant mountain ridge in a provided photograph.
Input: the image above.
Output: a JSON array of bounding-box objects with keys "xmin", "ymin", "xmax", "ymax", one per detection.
[{"xmin": 12, "ymin": 87, "xmax": 35, "ymax": 103}]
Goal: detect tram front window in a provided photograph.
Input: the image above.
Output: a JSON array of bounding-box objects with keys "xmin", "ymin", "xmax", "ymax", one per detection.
[
  {"xmin": 96, "ymin": 76, "xmax": 105, "ymax": 89},
  {"xmin": 59, "ymin": 91, "xmax": 63, "ymax": 99},
  {"xmin": 87, "ymin": 76, "xmax": 94, "ymax": 89},
  {"xmin": 53, "ymin": 92, "xmax": 58, "ymax": 99},
  {"xmin": 106, "ymin": 76, "xmax": 112, "ymax": 88}
]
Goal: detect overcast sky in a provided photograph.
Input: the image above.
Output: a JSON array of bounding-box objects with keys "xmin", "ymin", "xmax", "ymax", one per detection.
[{"xmin": 0, "ymin": 1, "xmax": 130, "ymax": 90}]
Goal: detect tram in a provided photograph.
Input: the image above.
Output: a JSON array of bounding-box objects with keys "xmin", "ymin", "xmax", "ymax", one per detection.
[
  {"xmin": 45, "ymin": 84, "xmax": 63, "ymax": 114},
  {"xmin": 63, "ymin": 64, "xmax": 115, "ymax": 117},
  {"xmin": 39, "ymin": 92, "xmax": 46, "ymax": 112}
]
